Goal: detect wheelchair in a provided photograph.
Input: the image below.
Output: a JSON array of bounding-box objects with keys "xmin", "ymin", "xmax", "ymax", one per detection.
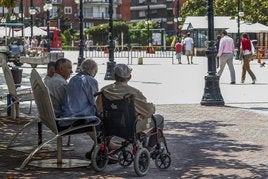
[{"xmin": 91, "ymin": 93, "xmax": 171, "ymax": 176}]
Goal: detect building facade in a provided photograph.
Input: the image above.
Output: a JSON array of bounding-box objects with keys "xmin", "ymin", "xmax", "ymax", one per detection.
[
  {"xmin": 0, "ymin": 0, "xmax": 185, "ymax": 35},
  {"xmin": 0, "ymin": 0, "xmax": 121, "ymax": 31},
  {"xmin": 130, "ymin": 0, "xmax": 186, "ymax": 35}
]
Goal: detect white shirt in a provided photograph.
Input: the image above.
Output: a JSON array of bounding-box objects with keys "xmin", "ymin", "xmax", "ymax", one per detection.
[{"xmin": 184, "ymin": 37, "xmax": 194, "ymax": 51}]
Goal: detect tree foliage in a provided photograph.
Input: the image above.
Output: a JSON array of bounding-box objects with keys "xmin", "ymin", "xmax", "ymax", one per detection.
[
  {"xmin": 0, "ymin": 0, "xmax": 15, "ymax": 8},
  {"xmin": 129, "ymin": 20, "xmax": 160, "ymax": 46},
  {"xmin": 85, "ymin": 21, "xmax": 130, "ymax": 45},
  {"xmin": 180, "ymin": 0, "xmax": 268, "ymax": 25},
  {"xmin": 62, "ymin": 29, "xmax": 72, "ymax": 46}
]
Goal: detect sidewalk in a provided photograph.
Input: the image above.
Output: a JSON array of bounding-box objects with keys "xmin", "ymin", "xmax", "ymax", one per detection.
[{"xmin": 0, "ymin": 104, "xmax": 267, "ymax": 178}]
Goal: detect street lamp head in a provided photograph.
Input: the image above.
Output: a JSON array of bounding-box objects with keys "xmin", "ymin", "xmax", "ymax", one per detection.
[
  {"xmin": 18, "ymin": 13, "xmax": 23, "ymax": 18},
  {"xmin": 10, "ymin": 14, "xmax": 16, "ymax": 21},
  {"xmin": 44, "ymin": 2, "xmax": 53, "ymax": 11},
  {"xmin": 74, "ymin": 0, "xmax": 80, "ymax": 4},
  {"xmin": 238, "ymin": 11, "xmax": 244, "ymax": 17},
  {"xmin": 29, "ymin": 8, "xmax": 37, "ymax": 15},
  {"xmin": 1, "ymin": 18, "xmax": 6, "ymax": 23}
]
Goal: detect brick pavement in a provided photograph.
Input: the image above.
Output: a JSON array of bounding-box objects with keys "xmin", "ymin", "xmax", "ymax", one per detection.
[{"xmin": 0, "ymin": 104, "xmax": 267, "ymax": 178}]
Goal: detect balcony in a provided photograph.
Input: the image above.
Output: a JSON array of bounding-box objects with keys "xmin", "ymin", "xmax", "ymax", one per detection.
[
  {"xmin": 130, "ymin": 4, "xmax": 166, "ymax": 11},
  {"xmin": 84, "ymin": 12, "xmax": 121, "ymax": 20},
  {"xmin": 83, "ymin": 0, "xmax": 121, "ymax": 4},
  {"xmin": 51, "ymin": 0, "xmax": 62, "ymax": 4}
]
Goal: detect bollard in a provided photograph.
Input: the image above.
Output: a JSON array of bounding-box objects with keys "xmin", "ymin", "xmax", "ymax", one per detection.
[{"xmin": 138, "ymin": 57, "xmax": 143, "ymax": 65}]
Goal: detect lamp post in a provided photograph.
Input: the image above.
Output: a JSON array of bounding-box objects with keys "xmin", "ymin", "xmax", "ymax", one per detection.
[
  {"xmin": 19, "ymin": 0, "xmax": 24, "ymax": 37},
  {"xmin": 236, "ymin": 0, "xmax": 244, "ymax": 59},
  {"xmin": 29, "ymin": 2, "xmax": 36, "ymax": 44},
  {"xmin": 43, "ymin": 1, "xmax": 52, "ymax": 52},
  {"xmin": 200, "ymin": 0, "xmax": 224, "ymax": 106},
  {"xmin": 146, "ymin": 1, "xmax": 151, "ymax": 47},
  {"xmin": 75, "ymin": 0, "xmax": 85, "ymax": 72},
  {"xmin": 104, "ymin": 0, "xmax": 116, "ymax": 80}
]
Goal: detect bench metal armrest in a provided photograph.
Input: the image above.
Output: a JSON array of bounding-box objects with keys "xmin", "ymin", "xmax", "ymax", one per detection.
[{"xmin": 55, "ymin": 116, "xmax": 101, "ymax": 126}]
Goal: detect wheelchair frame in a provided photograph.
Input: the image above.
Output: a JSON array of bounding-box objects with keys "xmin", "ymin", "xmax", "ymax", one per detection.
[{"xmin": 91, "ymin": 92, "xmax": 171, "ymax": 176}]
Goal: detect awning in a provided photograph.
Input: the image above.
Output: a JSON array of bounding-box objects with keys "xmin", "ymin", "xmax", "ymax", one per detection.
[
  {"xmin": 226, "ymin": 22, "xmax": 268, "ymax": 33},
  {"xmin": 15, "ymin": 26, "xmax": 47, "ymax": 37}
]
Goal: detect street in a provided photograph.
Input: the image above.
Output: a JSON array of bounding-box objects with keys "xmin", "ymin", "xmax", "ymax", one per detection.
[{"xmin": 2, "ymin": 51, "xmax": 268, "ymax": 112}]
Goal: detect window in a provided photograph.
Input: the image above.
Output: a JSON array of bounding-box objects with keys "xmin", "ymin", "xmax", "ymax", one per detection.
[
  {"xmin": 151, "ymin": 9, "xmax": 157, "ymax": 14},
  {"xmin": 139, "ymin": 11, "xmax": 146, "ymax": 17},
  {"xmin": 139, "ymin": 0, "xmax": 145, "ymax": 4},
  {"xmin": 64, "ymin": 7, "xmax": 72, "ymax": 14}
]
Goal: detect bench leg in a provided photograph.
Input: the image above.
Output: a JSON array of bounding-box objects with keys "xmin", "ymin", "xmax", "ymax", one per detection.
[{"xmin": 57, "ymin": 137, "xmax": 63, "ymax": 164}]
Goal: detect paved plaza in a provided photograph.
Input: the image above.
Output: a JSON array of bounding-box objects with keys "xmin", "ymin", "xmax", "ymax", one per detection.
[{"xmin": 0, "ymin": 51, "xmax": 268, "ymax": 178}]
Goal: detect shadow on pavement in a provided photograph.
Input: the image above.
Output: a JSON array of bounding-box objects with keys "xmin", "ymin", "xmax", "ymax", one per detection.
[
  {"xmin": 164, "ymin": 120, "xmax": 267, "ymax": 178},
  {"xmin": 0, "ymin": 104, "xmax": 268, "ymax": 178}
]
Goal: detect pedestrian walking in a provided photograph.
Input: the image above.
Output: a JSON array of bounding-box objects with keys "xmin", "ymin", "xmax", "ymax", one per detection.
[
  {"xmin": 215, "ymin": 35, "xmax": 221, "ymax": 68},
  {"xmin": 183, "ymin": 32, "xmax": 194, "ymax": 64},
  {"xmin": 175, "ymin": 39, "xmax": 183, "ymax": 64},
  {"xmin": 240, "ymin": 33, "xmax": 256, "ymax": 84},
  {"xmin": 217, "ymin": 30, "xmax": 236, "ymax": 84}
]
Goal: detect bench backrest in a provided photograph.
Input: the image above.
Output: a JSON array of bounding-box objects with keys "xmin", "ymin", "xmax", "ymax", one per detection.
[
  {"xmin": 1, "ymin": 60, "xmax": 17, "ymax": 98},
  {"xmin": 30, "ymin": 68, "xmax": 58, "ymax": 134},
  {"xmin": 101, "ymin": 93, "xmax": 136, "ymax": 142}
]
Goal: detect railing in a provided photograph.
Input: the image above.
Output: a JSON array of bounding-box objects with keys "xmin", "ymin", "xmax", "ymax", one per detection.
[{"xmin": 81, "ymin": 46, "xmax": 175, "ymax": 64}]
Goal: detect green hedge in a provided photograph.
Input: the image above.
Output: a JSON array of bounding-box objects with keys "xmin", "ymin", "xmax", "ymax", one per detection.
[{"xmin": 62, "ymin": 46, "xmax": 79, "ymax": 51}]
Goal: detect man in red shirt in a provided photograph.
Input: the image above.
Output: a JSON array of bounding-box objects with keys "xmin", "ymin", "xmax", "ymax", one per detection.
[{"xmin": 175, "ymin": 39, "xmax": 183, "ymax": 64}]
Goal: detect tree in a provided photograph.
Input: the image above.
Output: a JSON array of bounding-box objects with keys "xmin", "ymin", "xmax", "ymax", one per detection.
[
  {"xmin": 0, "ymin": 0, "xmax": 15, "ymax": 8},
  {"xmin": 180, "ymin": 0, "xmax": 268, "ymax": 25},
  {"xmin": 129, "ymin": 20, "xmax": 160, "ymax": 46},
  {"xmin": 0, "ymin": 0, "xmax": 16, "ymax": 22},
  {"xmin": 180, "ymin": 0, "xmax": 207, "ymax": 18},
  {"xmin": 62, "ymin": 29, "xmax": 72, "ymax": 46},
  {"xmin": 85, "ymin": 21, "xmax": 130, "ymax": 45}
]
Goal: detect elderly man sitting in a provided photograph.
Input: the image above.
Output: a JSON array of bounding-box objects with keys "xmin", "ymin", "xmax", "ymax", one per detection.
[
  {"xmin": 60, "ymin": 59, "xmax": 98, "ymax": 128},
  {"xmin": 96, "ymin": 64, "xmax": 164, "ymax": 148}
]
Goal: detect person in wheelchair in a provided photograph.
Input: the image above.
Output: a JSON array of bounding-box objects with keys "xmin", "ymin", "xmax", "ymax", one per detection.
[{"xmin": 96, "ymin": 64, "xmax": 164, "ymax": 150}]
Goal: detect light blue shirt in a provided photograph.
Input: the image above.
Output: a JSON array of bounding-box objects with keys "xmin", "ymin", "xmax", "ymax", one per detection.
[{"xmin": 60, "ymin": 72, "xmax": 98, "ymax": 127}]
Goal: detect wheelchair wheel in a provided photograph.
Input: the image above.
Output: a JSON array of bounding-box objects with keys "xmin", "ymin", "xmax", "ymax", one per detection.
[
  {"xmin": 155, "ymin": 153, "xmax": 171, "ymax": 169},
  {"xmin": 91, "ymin": 145, "xmax": 109, "ymax": 172},
  {"xmin": 118, "ymin": 150, "xmax": 133, "ymax": 167},
  {"xmin": 134, "ymin": 148, "xmax": 150, "ymax": 176}
]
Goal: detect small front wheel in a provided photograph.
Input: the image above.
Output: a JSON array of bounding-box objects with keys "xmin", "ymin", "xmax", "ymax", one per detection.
[
  {"xmin": 134, "ymin": 147, "xmax": 150, "ymax": 176},
  {"xmin": 155, "ymin": 153, "xmax": 171, "ymax": 169},
  {"xmin": 118, "ymin": 150, "xmax": 133, "ymax": 167},
  {"xmin": 91, "ymin": 145, "xmax": 109, "ymax": 172}
]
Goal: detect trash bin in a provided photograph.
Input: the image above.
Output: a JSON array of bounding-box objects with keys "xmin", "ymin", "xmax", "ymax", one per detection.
[
  {"xmin": 138, "ymin": 57, "xmax": 143, "ymax": 65},
  {"xmin": 11, "ymin": 67, "xmax": 23, "ymax": 88}
]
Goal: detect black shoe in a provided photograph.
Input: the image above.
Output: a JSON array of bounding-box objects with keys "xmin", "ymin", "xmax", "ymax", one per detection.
[{"xmin": 230, "ymin": 81, "xmax": 236, "ymax": 84}]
